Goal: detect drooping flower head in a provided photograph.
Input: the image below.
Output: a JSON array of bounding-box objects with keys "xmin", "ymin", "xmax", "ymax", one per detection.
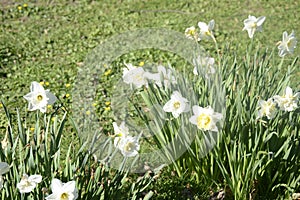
[
  {"xmin": 256, "ymin": 98, "xmax": 277, "ymax": 120},
  {"xmin": 242, "ymin": 15, "xmax": 266, "ymax": 38},
  {"xmin": 277, "ymin": 30, "xmax": 297, "ymax": 57},
  {"xmin": 45, "ymin": 179, "xmax": 78, "ymax": 200},
  {"xmin": 163, "ymin": 91, "xmax": 189, "ymax": 118},
  {"xmin": 273, "ymin": 86, "xmax": 300, "ymax": 112},
  {"xmin": 197, "ymin": 20, "xmax": 215, "ymax": 40},
  {"xmin": 23, "ymin": 81, "xmax": 57, "ymax": 113},
  {"xmin": 17, "ymin": 174, "xmax": 42, "ymax": 193},
  {"xmin": 189, "ymin": 105, "xmax": 222, "ymax": 132}
]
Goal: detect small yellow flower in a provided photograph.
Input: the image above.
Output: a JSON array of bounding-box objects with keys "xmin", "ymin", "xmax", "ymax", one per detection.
[
  {"xmin": 30, "ymin": 127, "xmax": 35, "ymax": 132},
  {"xmin": 104, "ymin": 107, "xmax": 111, "ymax": 111},
  {"xmin": 104, "ymin": 69, "xmax": 112, "ymax": 76},
  {"xmin": 23, "ymin": 3, "xmax": 28, "ymax": 8},
  {"xmin": 65, "ymin": 83, "xmax": 71, "ymax": 88},
  {"xmin": 45, "ymin": 82, "xmax": 49, "ymax": 86},
  {"xmin": 103, "ymin": 64, "xmax": 108, "ymax": 68},
  {"xmin": 86, "ymin": 110, "xmax": 91, "ymax": 115},
  {"xmin": 18, "ymin": 6, "xmax": 22, "ymax": 10},
  {"xmin": 105, "ymin": 101, "xmax": 111, "ymax": 106},
  {"xmin": 92, "ymin": 103, "xmax": 97, "ymax": 107},
  {"xmin": 47, "ymin": 105, "xmax": 52, "ymax": 109},
  {"xmin": 39, "ymin": 81, "xmax": 44, "ymax": 86},
  {"xmin": 51, "ymin": 117, "xmax": 56, "ymax": 122},
  {"xmin": 65, "ymin": 93, "xmax": 70, "ymax": 98},
  {"xmin": 0, "ymin": 104, "xmax": 3, "ymax": 109},
  {"xmin": 139, "ymin": 61, "xmax": 145, "ymax": 67}
]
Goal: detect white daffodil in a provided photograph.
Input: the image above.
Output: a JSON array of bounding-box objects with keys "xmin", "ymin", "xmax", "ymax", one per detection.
[
  {"xmin": 0, "ymin": 162, "xmax": 10, "ymax": 189},
  {"xmin": 17, "ymin": 174, "xmax": 42, "ymax": 193},
  {"xmin": 273, "ymin": 86, "xmax": 300, "ymax": 112},
  {"xmin": 113, "ymin": 121, "xmax": 129, "ymax": 148},
  {"xmin": 197, "ymin": 20, "xmax": 215, "ymax": 40},
  {"xmin": 189, "ymin": 105, "xmax": 222, "ymax": 132},
  {"xmin": 122, "ymin": 63, "xmax": 147, "ymax": 88},
  {"xmin": 192, "ymin": 56, "xmax": 215, "ymax": 78},
  {"xmin": 278, "ymin": 30, "xmax": 297, "ymax": 57},
  {"xmin": 144, "ymin": 65, "xmax": 176, "ymax": 87},
  {"xmin": 163, "ymin": 91, "xmax": 189, "ymax": 118},
  {"xmin": 118, "ymin": 135, "xmax": 140, "ymax": 157},
  {"xmin": 185, "ymin": 26, "xmax": 199, "ymax": 41},
  {"xmin": 257, "ymin": 98, "xmax": 277, "ymax": 120},
  {"xmin": 45, "ymin": 179, "xmax": 78, "ymax": 200},
  {"xmin": 242, "ymin": 15, "xmax": 266, "ymax": 38},
  {"xmin": 23, "ymin": 81, "xmax": 57, "ymax": 113}
]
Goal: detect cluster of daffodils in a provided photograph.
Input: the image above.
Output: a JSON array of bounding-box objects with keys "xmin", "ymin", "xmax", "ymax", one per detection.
[
  {"xmin": 185, "ymin": 15, "xmax": 297, "ymax": 57},
  {"xmin": 257, "ymin": 86, "xmax": 300, "ymax": 120},
  {"xmin": 113, "ymin": 122, "xmax": 140, "ymax": 157},
  {"xmin": 185, "ymin": 19, "xmax": 216, "ymax": 42},
  {"xmin": 122, "ymin": 63, "xmax": 176, "ymax": 88},
  {"xmin": 23, "ymin": 81, "xmax": 57, "ymax": 113},
  {"xmin": 163, "ymin": 91, "xmax": 223, "ymax": 132}
]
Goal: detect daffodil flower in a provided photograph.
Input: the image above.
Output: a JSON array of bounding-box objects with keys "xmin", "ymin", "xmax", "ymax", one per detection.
[
  {"xmin": 23, "ymin": 81, "xmax": 57, "ymax": 113},
  {"xmin": 163, "ymin": 91, "xmax": 189, "ymax": 118},
  {"xmin": 277, "ymin": 30, "xmax": 297, "ymax": 57},
  {"xmin": 122, "ymin": 63, "xmax": 147, "ymax": 88},
  {"xmin": 189, "ymin": 105, "xmax": 222, "ymax": 132},
  {"xmin": 257, "ymin": 98, "xmax": 277, "ymax": 120},
  {"xmin": 17, "ymin": 174, "xmax": 42, "ymax": 193},
  {"xmin": 242, "ymin": 15, "xmax": 266, "ymax": 38},
  {"xmin": 197, "ymin": 20, "xmax": 215, "ymax": 40},
  {"xmin": 113, "ymin": 121, "xmax": 129, "ymax": 148},
  {"xmin": 0, "ymin": 162, "xmax": 9, "ymax": 189},
  {"xmin": 45, "ymin": 179, "xmax": 78, "ymax": 200},
  {"xmin": 273, "ymin": 86, "xmax": 300, "ymax": 112},
  {"xmin": 185, "ymin": 26, "xmax": 199, "ymax": 41},
  {"xmin": 118, "ymin": 135, "xmax": 140, "ymax": 157}
]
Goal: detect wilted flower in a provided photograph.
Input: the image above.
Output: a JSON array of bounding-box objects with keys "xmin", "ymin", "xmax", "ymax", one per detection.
[
  {"xmin": 45, "ymin": 179, "xmax": 78, "ymax": 200},
  {"xmin": 0, "ymin": 162, "xmax": 9, "ymax": 189},
  {"xmin": 277, "ymin": 30, "xmax": 297, "ymax": 57},
  {"xmin": 122, "ymin": 63, "xmax": 147, "ymax": 88},
  {"xmin": 193, "ymin": 56, "xmax": 216, "ymax": 78},
  {"xmin": 163, "ymin": 91, "xmax": 189, "ymax": 118},
  {"xmin": 273, "ymin": 86, "xmax": 300, "ymax": 112},
  {"xmin": 17, "ymin": 174, "xmax": 42, "ymax": 193},
  {"xmin": 257, "ymin": 98, "xmax": 277, "ymax": 119},
  {"xmin": 23, "ymin": 81, "xmax": 57, "ymax": 113},
  {"xmin": 118, "ymin": 135, "xmax": 140, "ymax": 157},
  {"xmin": 189, "ymin": 105, "xmax": 222, "ymax": 132},
  {"xmin": 113, "ymin": 121, "xmax": 129, "ymax": 148},
  {"xmin": 185, "ymin": 26, "xmax": 199, "ymax": 41},
  {"xmin": 198, "ymin": 20, "xmax": 215, "ymax": 40},
  {"xmin": 242, "ymin": 15, "xmax": 266, "ymax": 38}
]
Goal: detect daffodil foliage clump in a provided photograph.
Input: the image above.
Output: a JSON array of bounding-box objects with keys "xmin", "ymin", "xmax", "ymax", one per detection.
[{"xmin": 114, "ymin": 16, "xmax": 299, "ymax": 199}]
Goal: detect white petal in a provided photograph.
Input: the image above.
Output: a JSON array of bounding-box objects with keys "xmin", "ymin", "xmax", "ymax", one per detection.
[
  {"xmin": 63, "ymin": 181, "xmax": 76, "ymax": 193},
  {"xmin": 0, "ymin": 162, "xmax": 10, "ymax": 174},
  {"xmin": 29, "ymin": 175, "xmax": 42, "ymax": 183},
  {"xmin": 31, "ymin": 81, "xmax": 44, "ymax": 92},
  {"xmin": 198, "ymin": 22, "xmax": 208, "ymax": 30},
  {"xmin": 285, "ymin": 86, "xmax": 293, "ymax": 96},
  {"xmin": 256, "ymin": 16, "xmax": 266, "ymax": 26},
  {"xmin": 46, "ymin": 91, "xmax": 57, "ymax": 105},
  {"xmin": 51, "ymin": 179, "xmax": 63, "ymax": 193}
]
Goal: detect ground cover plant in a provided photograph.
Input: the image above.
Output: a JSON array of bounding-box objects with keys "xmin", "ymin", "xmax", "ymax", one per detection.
[{"xmin": 0, "ymin": 0, "xmax": 299, "ymax": 199}]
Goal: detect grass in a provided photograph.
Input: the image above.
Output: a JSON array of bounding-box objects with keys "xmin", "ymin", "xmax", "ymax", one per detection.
[{"xmin": 0, "ymin": 0, "xmax": 299, "ymax": 199}]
